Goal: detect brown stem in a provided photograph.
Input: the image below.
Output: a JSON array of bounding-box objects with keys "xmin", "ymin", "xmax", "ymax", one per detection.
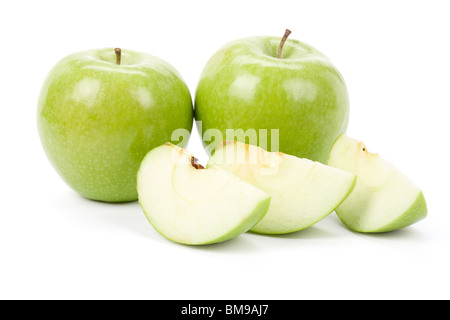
[
  {"xmin": 277, "ymin": 29, "xmax": 292, "ymax": 59},
  {"xmin": 115, "ymin": 48, "xmax": 122, "ymax": 65}
]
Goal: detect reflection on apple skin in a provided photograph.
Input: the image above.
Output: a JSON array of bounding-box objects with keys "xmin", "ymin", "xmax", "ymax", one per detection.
[{"xmin": 228, "ymin": 73, "xmax": 261, "ymax": 103}]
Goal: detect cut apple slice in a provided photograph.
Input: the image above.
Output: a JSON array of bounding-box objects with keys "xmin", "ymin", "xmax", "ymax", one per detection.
[
  {"xmin": 208, "ymin": 141, "xmax": 357, "ymax": 234},
  {"xmin": 137, "ymin": 143, "xmax": 271, "ymax": 245},
  {"xmin": 328, "ymin": 134, "xmax": 427, "ymax": 233}
]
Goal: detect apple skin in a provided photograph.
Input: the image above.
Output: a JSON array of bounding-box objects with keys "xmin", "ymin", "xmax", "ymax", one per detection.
[
  {"xmin": 195, "ymin": 35, "xmax": 349, "ymax": 163},
  {"xmin": 361, "ymin": 191, "xmax": 427, "ymax": 233},
  {"xmin": 37, "ymin": 48, "xmax": 193, "ymax": 202}
]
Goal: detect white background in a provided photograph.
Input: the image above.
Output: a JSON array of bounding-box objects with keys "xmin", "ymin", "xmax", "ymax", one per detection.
[{"xmin": 1, "ymin": 0, "xmax": 449, "ymax": 300}]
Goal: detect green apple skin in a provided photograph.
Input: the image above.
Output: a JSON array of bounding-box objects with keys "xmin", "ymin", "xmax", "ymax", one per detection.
[
  {"xmin": 37, "ymin": 48, "xmax": 193, "ymax": 202},
  {"xmin": 361, "ymin": 191, "xmax": 427, "ymax": 233},
  {"xmin": 195, "ymin": 36, "xmax": 349, "ymax": 163},
  {"xmin": 142, "ymin": 190, "xmax": 271, "ymax": 246}
]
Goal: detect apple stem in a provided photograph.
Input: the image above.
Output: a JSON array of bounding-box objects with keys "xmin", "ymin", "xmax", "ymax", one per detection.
[
  {"xmin": 115, "ymin": 48, "xmax": 122, "ymax": 65},
  {"xmin": 277, "ymin": 29, "xmax": 292, "ymax": 59},
  {"xmin": 191, "ymin": 157, "xmax": 205, "ymax": 170}
]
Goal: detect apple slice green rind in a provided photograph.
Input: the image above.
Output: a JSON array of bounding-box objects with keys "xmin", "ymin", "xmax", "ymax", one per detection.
[
  {"xmin": 328, "ymin": 134, "xmax": 427, "ymax": 233},
  {"xmin": 137, "ymin": 143, "xmax": 271, "ymax": 245},
  {"xmin": 208, "ymin": 142, "xmax": 357, "ymax": 234}
]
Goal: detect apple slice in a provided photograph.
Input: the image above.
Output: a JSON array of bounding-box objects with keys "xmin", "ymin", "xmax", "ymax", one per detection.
[
  {"xmin": 137, "ymin": 143, "xmax": 271, "ymax": 245},
  {"xmin": 328, "ymin": 134, "xmax": 427, "ymax": 233},
  {"xmin": 208, "ymin": 141, "xmax": 357, "ymax": 234}
]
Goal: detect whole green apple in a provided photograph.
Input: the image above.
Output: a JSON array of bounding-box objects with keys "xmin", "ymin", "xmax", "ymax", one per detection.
[
  {"xmin": 195, "ymin": 30, "xmax": 349, "ymax": 163},
  {"xmin": 37, "ymin": 48, "xmax": 193, "ymax": 202}
]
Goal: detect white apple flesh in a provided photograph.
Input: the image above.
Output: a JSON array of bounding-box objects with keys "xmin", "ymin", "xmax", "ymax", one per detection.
[
  {"xmin": 137, "ymin": 143, "xmax": 271, "ymax": 245},
  {"xmin": 328, "ymin": 134, "xmax": 427, "ymax": 233},
  {"xmin": 208, "ymin": 142, "xmax": 357, "ymax": 234}
]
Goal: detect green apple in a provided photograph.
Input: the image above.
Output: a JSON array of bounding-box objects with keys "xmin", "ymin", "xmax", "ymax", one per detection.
[
  {"xmin": 37, "ymin": 48, "xmax": 193, "ymax": 202},
  {"xmin": 195, "ymin": 30, "xmax": 349, "ymax": 163},
  {"xmin": 208, "ymin": 141, "xmax": 356, "ymax": 234},
  {"xmin": 137, "ymin": 143, "xmax": 271, "ymax": 245},
  {"xmin": 328, "ymin": 134, "xmax": 427, "ymax": 233}
]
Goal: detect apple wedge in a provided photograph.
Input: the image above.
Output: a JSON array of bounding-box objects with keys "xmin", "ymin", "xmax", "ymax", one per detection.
[
  {"xmin": 137, "ymin": 143, "xmax": 271, "ymax": 245},
  {"xmin": 328, "ymin": 134, "xmax": 427, "ymax": 233},
  {"xmin": 208, "ymin": 141, "xmax": 357, "ymax": 234}
]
